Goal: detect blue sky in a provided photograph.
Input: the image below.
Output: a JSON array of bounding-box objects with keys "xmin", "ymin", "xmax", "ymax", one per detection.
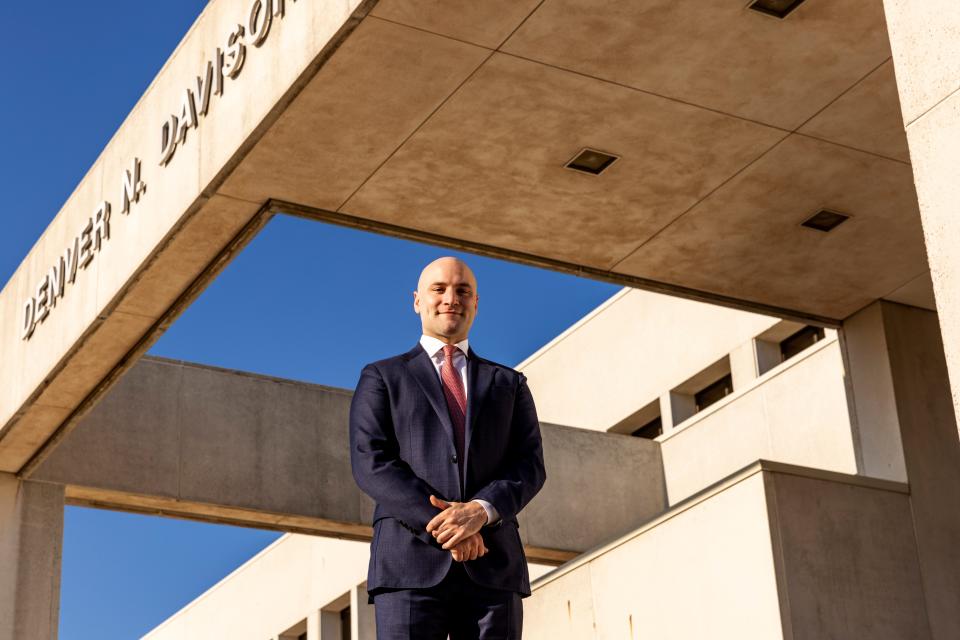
[{"xmin": 2, "ymin": 4, "xmax": 620, "ymax": 638}]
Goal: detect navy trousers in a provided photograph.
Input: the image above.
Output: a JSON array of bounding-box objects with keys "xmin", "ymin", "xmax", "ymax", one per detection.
[{"xmin": 372, "ymin": 562, "xmax": 523, "ymax": 639}]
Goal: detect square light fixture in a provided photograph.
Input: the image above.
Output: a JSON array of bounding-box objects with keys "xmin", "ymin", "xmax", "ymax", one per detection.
[
  {"xmin": 565, "ymin": 148, "xmax": 619, "ymax": 175},
  {"xmin": 801, "ymin": 209, "xmax": 849, "ymax": 232},
  {"xmin": 747, "ymin": 0, "xmax": 807, "ymax": 19}
]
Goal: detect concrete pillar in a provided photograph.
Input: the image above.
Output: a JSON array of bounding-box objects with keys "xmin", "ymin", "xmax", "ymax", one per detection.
[
  {"xmin": 841, "ymin": 303, "xmax": 908, "ymax": 482},
  {"xmin": 0, "ymin": 473, "xmax": 64, "ymax": 640},
  {"xmin": 349, "ymin": 583, "xmax": 375, "ymax": 640},
  {"xmin": 842, "ymin": 301, "xmax": 960, "ymax": 639},
  {"xmin": 306, "ymin": 610, "xmax": 320, "ymax": 639},
  {"xmin": 729, "ymin": 340, "xmax": 758, "ymax": 390},
  {"xmin": 882, "ymin": 1, "xmax": 960, "ymax": 442},
  {"xmin": 658, "ymin": 392, "xmax": 675, "ymax": 433}
]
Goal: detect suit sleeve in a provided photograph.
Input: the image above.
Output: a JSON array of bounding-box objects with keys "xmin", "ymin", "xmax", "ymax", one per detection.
[
  {"xmin": 349, "ymin": 363, "xmax": 442, "ymax": 546},
  {"xmin": 470, "ymin": 373, "xmax": 547, "ymax": 523}
]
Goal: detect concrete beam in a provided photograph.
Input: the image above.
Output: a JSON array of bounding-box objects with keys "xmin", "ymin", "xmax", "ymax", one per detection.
[
  {"xmin": 0, "ymin": 0, "xmax": 374, "ymax": 474},
  {"xmin": 32, "ymin": 357, "xmax": 665, "ymax": 563},
  {"xmin": 1, "ymin": 0, "xmax": 918, "ymax": 479}
]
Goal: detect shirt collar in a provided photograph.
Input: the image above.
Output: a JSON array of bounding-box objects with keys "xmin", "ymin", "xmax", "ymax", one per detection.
[{"xmin": 420, "ymin": 334, "xmax": 469, "ymax": 359}]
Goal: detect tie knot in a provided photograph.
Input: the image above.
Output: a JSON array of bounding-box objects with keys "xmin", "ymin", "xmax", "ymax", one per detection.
[{"xmin": 443, "ymin": 344, "xmax": 458, "ymax": 361}]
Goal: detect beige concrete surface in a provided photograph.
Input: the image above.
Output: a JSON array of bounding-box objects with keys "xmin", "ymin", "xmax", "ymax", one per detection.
[
  {"xmin": 33, "ymin": 356, "xmax": 666, "ymax": 557},
  {"xmin": 142, "ymin": 535, "xmax": 369, "ymax": 640},
  {"xmin": 882, "ymin": 0, "xmax": 960, "ymax": 126},
  {"xmin": 527, "ymin": 462, "xmax": 926, "ymax": 640},
  {"xmin": 518, "ymin": 288, "xmax": 778, "ymax": 431},
  {"xmin": 142, "ymin": 532, "xmax": 555, "ymax": 640},
  {"xmin": 515, "ymin": 287, "xmax": 872, "ymax": 503},
  {"xmin": 502, "ymin": 0, "xmax": 892, "ymax": 131},
  {"xmin": 880, "ymin": 302, "xmax": 960, "ymax": 640},
  {"xmin": 884, "ymin": 1, "xmax": 960, "ymax": 464},
  {"xmin": 527, "ymin": 471, "xmax": 784, "ymax": 639},
  {"xmin": 766, "ymin": 471, "xmax": 930, "ymax": 639},
  {"xmin": 883, "ymin": 270, "xmax": 937, "ymax": 311},
  {"xmin": 343, "ymin": 50, "xmax": 786, "ymax": 271},
  {"xmin": 616, "ymin": 133, "xmax": 926, "ymax": 318},
  {"xmin": 0, "ymin": 474, "xmax": 64, "ymax": 640},
  {"xmin": 217, "ymin": 17, "xmax": 492, "ymax": 209},
  {"xmin": 370, "ymin": 0, "xmax": 541, "ymax": 49},
  {"xmin": 1, "ymin": 0, "xmax": 935, "ymax": 477},
  {"xmin": 798, "ymin": 59, "xmax": 909, "ymax": 162},
  {"xmin": 841, "ymin": 303, "xmax": 909, "ymax": 481},
  {"xmin": 0, "ymin": 0, "xmax": 367, "ymax": 473},
  {"xmin": 660, "ymin": 338, "xmax": 859, "ymax": 503},
  {"xmin": 897, "ymin": 93, "xmax": 960, "ymax": 435}
]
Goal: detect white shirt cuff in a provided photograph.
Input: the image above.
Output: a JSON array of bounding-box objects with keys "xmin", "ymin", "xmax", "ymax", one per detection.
[{"xmin": 473, "ymin": 499, "xmax": 500, "ymax": 526}]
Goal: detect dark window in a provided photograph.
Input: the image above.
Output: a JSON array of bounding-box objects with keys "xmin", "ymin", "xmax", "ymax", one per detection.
[
  {"xmin": 779, "ymin": 326, "xmax": 824, "ymax": 362},
  {"xmin": 630, "ymin": 415, "xmax": 663, "ymax": 439},
  {"xmin": 297, "ymin": 634, "xmax": 307, "ymax": 640},
  {"xmin": 695, "ymin": 374, "xmax": 733, "ymax": 412},
  {"xmin": 341, "ymin": 607, "xmax": 351, "ymax": 640}
]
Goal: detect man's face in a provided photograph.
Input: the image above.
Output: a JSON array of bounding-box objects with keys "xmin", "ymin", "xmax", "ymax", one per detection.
[{"xmin": 413, "ymin": 258, "xmax": 479, "ymax": 344}]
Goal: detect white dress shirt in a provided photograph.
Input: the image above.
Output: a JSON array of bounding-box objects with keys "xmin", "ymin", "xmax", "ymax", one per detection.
[{"xmin": 419, "ymin": 334, "xmax": 500, "ymax": 526}]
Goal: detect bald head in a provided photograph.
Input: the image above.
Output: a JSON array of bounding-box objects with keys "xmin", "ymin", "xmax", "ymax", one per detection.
[
  {"xmin": 413, "ymin": 257, "xmax": 479, "ymax": 344},
  {"xmin": 417, "ymin": 257, "xmax": 477, "ymax": 292}
]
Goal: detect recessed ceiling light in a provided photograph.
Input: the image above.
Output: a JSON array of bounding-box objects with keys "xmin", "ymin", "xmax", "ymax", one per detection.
[
  {"xmin": 801, "ymin": 209, "xmax": 849, "ymax": 232},
  {"xmin": 565, "ymin": 148, "xmax": 619, "ymax": 175},
  {"xmin": 748, "ymin": 0, "xmax": 807, "ymax": 19}
]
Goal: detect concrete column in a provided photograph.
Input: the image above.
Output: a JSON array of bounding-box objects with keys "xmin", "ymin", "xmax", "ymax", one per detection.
[
  {"xmin": 0, "ymin": 473, "xmax": 65, "ymax": 640},
  {"xmin": 306, "ymin": 610, "xmax": 320, "ymax": 639},
  {"xmin": 842, "ymin": 301, "xmax": 960, "ymax": 639},
  {"xmin": 728, "ymin": 340, "xmax": 758, "ymax": 390},
  {"xmin": 658, "ymin": 392, "xmax": 675, "ymax": 433},
  {"xmin": 349, "ymin": 583, "xmax": 375, "ymax": 640},
  {"xmin": 841, "ymin": 303, "xmax": 908, "ymax": 482},
  {"xmin": 882, "ymin": 1, "xmax": 960, "ymax": 441}
]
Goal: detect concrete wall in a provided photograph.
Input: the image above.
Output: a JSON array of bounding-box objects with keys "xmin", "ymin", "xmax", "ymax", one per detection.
[
  {"xmin": 517, "ymin": 288, "xmax": 778, "ymax": 431},
  {"xmin": 143, "ymin": 535, "xmax": 369, "ymax": 640},
  {"xmin": 516, "ymin": 287, "xmax": 870, "ymax": 504},
  {"xmin": 883, "ymin": 1, "xmax": 960, "ymax": 444},
  {"xmin": 878, "ymin": 302, "xmax": 960, "ymax": 639},
  {"xmin": 33, "ymin": 356, "xmax": 666, "ymax": 559},
  {"xmin": 660, "ymin": 337, "xmax": 859, "ymax": 503},
  {"xmin": 142, "ymin": 531, "xmax": 555, "ymax": 640},
  {"xmin": 525, "ymin": 462, "xmax": 929, "ymax": 640}
]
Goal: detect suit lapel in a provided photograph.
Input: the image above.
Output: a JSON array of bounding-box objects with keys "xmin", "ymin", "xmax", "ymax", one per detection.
[
  {"xmin": 404, "ymin": 344, "xmax": 456, "ymax": 449},
  {"xmin": 465, "ymin": 347, "xmax": 493, "ymax": 460}
]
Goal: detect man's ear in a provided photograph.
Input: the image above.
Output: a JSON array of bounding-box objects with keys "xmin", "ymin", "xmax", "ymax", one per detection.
[{"xmin": 413, "ymin": 290, "xmax": 420, "ymax": 314}]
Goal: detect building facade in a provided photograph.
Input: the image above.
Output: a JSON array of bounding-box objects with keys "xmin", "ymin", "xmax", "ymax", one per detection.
[
  {"xmin": 143, "ymin": 287, "xmax": 946, "ymax": 638},
  {"xmin": 4, "ymin": 1, "xmax": 960, "ymax": 638}
]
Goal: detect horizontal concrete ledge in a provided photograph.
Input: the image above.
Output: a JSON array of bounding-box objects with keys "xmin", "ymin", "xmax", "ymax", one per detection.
[
  {"xmin": 64, "ymin": 484, "xmax": 578, "ymax": 566},
  {"xmin": 34, "ymin": 356, "xmax": 665, "ymax": 556},
  {"xmin": 532, "ymin": 459, "xmax": 910, "ymax": 589},
  {"xmin": 65, "ymin": 484, "xmax": 374, "ymax": 541}
]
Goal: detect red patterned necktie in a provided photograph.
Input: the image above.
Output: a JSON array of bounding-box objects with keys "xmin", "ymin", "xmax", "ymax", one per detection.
[{"xmin": 440, "ymin": 344, "xmax": 467, "ymax": 487}]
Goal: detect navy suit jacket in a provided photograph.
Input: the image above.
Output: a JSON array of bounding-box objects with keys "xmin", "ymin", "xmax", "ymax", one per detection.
[{"xmin": 349, "ymin": 343, "xmax": 547, "ymax": 597}]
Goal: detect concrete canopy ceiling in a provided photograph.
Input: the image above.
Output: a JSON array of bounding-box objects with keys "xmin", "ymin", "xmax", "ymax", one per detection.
[
  {"xmin": 220, "ymin": 0, "xmax": 926, "ymax": 321},
  {"xmin": 0, "ymin": 0, "xmax": 939, "ymax": 477}
]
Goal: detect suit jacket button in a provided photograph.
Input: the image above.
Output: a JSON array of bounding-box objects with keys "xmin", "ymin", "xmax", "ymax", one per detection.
[{"xmin": 451, "ymin": 454, "xmax": 458, "ymax": 463}]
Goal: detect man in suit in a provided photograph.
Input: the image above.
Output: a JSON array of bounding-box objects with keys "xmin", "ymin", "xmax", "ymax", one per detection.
[{"xmin": 350, "ymin": 256, "xmax": 547, "ymax": 639}]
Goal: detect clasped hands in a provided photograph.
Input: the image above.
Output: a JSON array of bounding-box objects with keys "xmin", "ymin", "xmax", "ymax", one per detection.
[{"xmin": 426, "ymin": 495, "xmax": 489, "ymax": 562}]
